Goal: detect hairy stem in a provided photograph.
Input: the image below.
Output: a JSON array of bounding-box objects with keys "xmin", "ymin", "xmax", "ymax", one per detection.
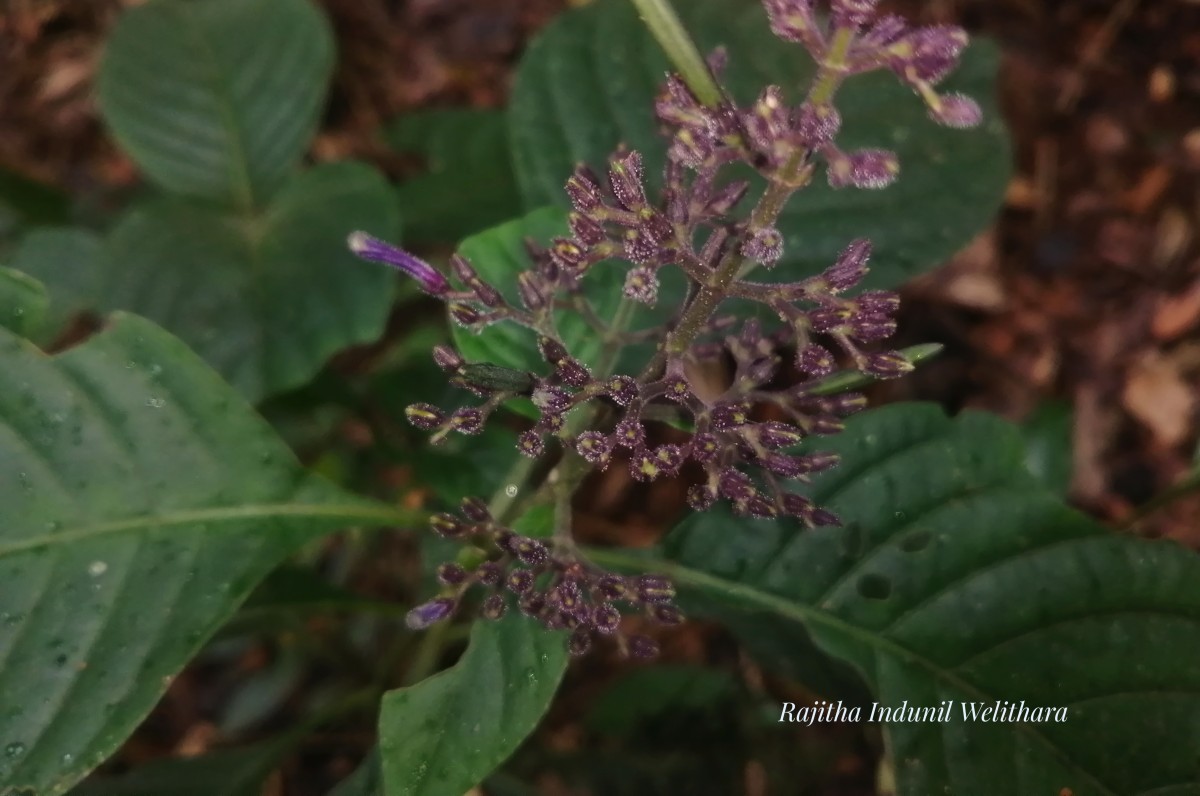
[
  {"xmin": 628, "ymin": 0, "xmax": 722, "ymax": 107},
  {"xmin": 662, "ymin": 29, "xmax": 856, "ymax": 361}
]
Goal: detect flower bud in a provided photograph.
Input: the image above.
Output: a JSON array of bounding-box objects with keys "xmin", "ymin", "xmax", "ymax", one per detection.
[
  {"xmin": 754, "ymin": 421, "xmax": 805, "ymax": 449},
  {"xmin": 743, "ymin": 495, "xmax": 779, "ymax": 518},
  {"xmin": 569, "ymin": 212, "xmax": 607, "ymax": 247},
  {"xmin": 476, "ymin": 561, "xmax": 503, "ymax": 586},
  {"xmin": 864, "ymin": 350, "xmax": 915, "ymax": 378},
  {"xmin": 532, "ymin": 385, "xmax": 573, "ymax": 414},
  {"xmin": 623, "ymin": 265, "xmax": 659, "ymax": 304},
  {"xmin": 608, "ymin": 149, "xmax": 647, "ymax": 211},
  {"xmin": 406, "ymin": 598, "xmax": 455, "ymax": 630},
  {"xmin": 576, "ymin": 431, "xmax": 613, "ymax": 468},
  {"xmin": 711, "ymin": 402, "xmax": 751, "ymax": 430},
  {"xmin": 691, "ymin": 433, "xmax": 721, "ymax": 462},
  {"xmin": 797, "ymin": 102, "xmax": 841, "ymax": 147},
  {"xmin": 517, "ymin": 272, "xmax": 547, "ymax": 312},
  {"xmin": 565, "ymin": 165, "xmax": 604, "ymax": 212},
  {"xmin": 460, "ymin": 496, "xmax": 491, "ymax": 522},
  {"xmin": 514, "ymin": 537, "xmax": 549, "ymax": 567},
  {"xmin": 741, "ymin": 226, "xmax": 784, "ymax": 266},
  {"xmin": 593, "ymin": 604, "xmax": 621, "ymax": 634},
  {"xmin": 687, "ymin": 484, "xmax": 718, "ymax": 511},
  {"xmin": 348, "ymin": 232, "xmax": 450, "ymax": 296},
  {"xmin": 614, "ymin": 415, "xmax": 645, "ymax": 448},
  {"xmin": 718, "ymin": 468, "xmax": 756, "ymax": 500},
  {"xmin": 928, "ymin": 92, "xmax": 983, "ymax": 128},
  {"xmin": 606, "ymin": 376, "xmax": 639, "ymax": 407},
  {"xmin": 430, "ymin": 512, "xmax": 467, "ymax": 537},
  {"xmin": 449, "ymin": 408, "xmax": 484, "ymax": 434},
  {"xmin": 432, "ymin": 345, "xmax": 463, "ymax": 372},
  {"xmin": 763, "ymin": 0, "xmax": 823, "ymax": 54},
  {"xmin": 404, "ymin": 403, "xmax": 445, "ymax": 430},
  {"xmin": 831, "ymin": 0, "xmax": 879, "ymax": 29},
  {"xmin": 454, "ymin": 363, "xmax": 536, "ymax": 395},
  {"xmin": 636, "ymin": 575, "xmax": 676, "ymax": 604},
  {"xmin": 889, "ymin": 25, "xmax": 969, "ymax": 85},
  {"xmin": 518, "ymin": 430, "xmax": 545, "ymax": 458},
  {"xmin": 826, "ymin": 238, "xmax": 872, "ymax": 291},
  {"xmin": 449, "ymin": 303, "xmax": 483, "ymax": 327},
  {"xmin": 481, "ymin": 594, "xmax": 508, "ymax": 621},
  {"xmin": 507, "ymin": 569, "xmax": 534, "ymax": 594},
  {"xmin": 436, "ymin": 562, "xmax": 468, "ymax": 586}
]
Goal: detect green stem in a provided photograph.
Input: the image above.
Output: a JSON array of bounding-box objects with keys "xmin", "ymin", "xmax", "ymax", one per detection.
[{"xmin": 628, "ymin": 0, "xmax": 722, "ymax": 107}]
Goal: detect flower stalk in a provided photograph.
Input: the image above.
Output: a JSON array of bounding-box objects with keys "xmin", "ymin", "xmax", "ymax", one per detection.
[{"xmin": 353, "ymin": 0, "xmax": 986, "ymax": 657}]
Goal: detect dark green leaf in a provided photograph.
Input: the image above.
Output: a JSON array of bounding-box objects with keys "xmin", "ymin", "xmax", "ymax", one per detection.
[
  {"xmin": 328, "ymin": 750, "xmax": 383, "ymax": 796},
  {"xmin": 0, "ymin": 168, "xmax": 70, "ymax": 232},
  {"xmin": 0, "ymin": 314, "xmax": 406, "ymax": 795},
  {"xmin": 632, "ymin": 403, "xmax": 1200, "ymax": 796},
  {"xmin": 451, "ymin": 207, "xmax": 656, "ymax": 378},
  {"xmin": 509, "ymin": 0, "xmax": 1011, "ymax": 290},
  {"xmin": 584, "ymin": 665, "xmax": 736, "ymax": 735},
  {"xmin": 97, "ymin": 0, "xmax": 334, "ymax": 209},
  {"xmin": 96, "ymin": 162, "xmax": 399, "ymax": 401},
  {"xmin": 387, "ymin": 109, "xmax": 522, "ymax": 244},
  {"xmin": 379, "ymin": 612, "xmax": 568, "ymax": 796},
  {"xmin": 1020, "ymin": 401, "xmax": 1074, "ymax": 495},
  {"xmin": 9, "ymin": 228, "xmax": 103, "ymax": 342},
  {"xmin": 70, "ymin": 738, "xmax": 290, "ymax": 796},
  {"xmin": 0, "ymin": 267, "xmax": 47, "ymax": 337},
  {"xmin": 380, "ymin": 506, "xmax": 568, "ymax": 796}
]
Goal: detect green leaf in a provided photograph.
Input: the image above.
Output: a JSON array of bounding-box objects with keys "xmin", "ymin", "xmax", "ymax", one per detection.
[
  {"xmin": 95, "ymin": 162, "xmax": 399, "ymax": 401},
  {"xmin": 70, "ymin": 738, "xmax": 290, "ymax": 796},
  {"xmin": 380, "ymin": 509, "xmax": 568, "ymax": 796},
  {"xmin": 9, "ymin": 228, "xmax": 103, "ymax": 342},
  {"xmin": 509, "ymin": 0, "xmax": 1011, "ymax": 290},
  {"xmin": 97, "ymin": 0, "xmax": 334, "ymax": 209},
  {"xmin": 379, "ymin": 613, "xmax": 568, "ymax": 796},
  {"xmin": 625, "ymin": 403, "xmax": 1200, "ymax": 796},
  {"xmin": 1020, "ymin": 401, "xmax": 1074, "ymax": 495},
  {"xmin": 0, "ymin": 168, "xmax": 70, "ymax": 242},
  {"xmin": 0, "ymin": 267, "xmax": 47, "ymax": 337},
  {"xmin": 584, "ymin": 665, "xmax": 736, "ymax": 736},
  {"xmin": 387, "ymin": 109, "xmax": 522, "ymax": 244},
  {"xmin": 0, "ymin": 314, "xmax": 406, "ymax": 795},
  {"xmin": 452, "ymin": 207, "xmax": 661, "ymax": 378},
  {"xmin": 328, "ymin": 750, "xmax": 383, "ymax": 796}
]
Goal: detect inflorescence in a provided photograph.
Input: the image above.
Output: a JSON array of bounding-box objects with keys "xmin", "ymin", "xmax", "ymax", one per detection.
[{"xmin": 350, "ymin": 0, "xmax": 981, "ymax": 656}]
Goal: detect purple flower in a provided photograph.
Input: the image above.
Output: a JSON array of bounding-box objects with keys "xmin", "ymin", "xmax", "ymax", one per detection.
[
  {"xmin": 406, "ymin": 598, "xmax": 455, "ymax": 630},
  {"xmin": 347, "ymin": 232, "xmax": 450, "ymax": 296}
]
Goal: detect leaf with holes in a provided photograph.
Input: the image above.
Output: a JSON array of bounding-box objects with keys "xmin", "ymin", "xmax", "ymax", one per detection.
[
  {"xmin": 379, "ymin": 560, "xmax": 568, "ymax": 796},
  {"xmin": 509, "ymin": 0, "xmax": 1010, "ymax": 290},
  {"xmin": 596, "ymin": 404, "xmax": 1200, "ymax": 796},
  {"xmin": 97, "ymin": 0, "xmax": 334, "ymax": 209},
  {"xmin": 90, "ymin": 162, "xmax": 398, "ymax": 401},
  {"xmin": 9, "ymin": 228, "xmax": 103, "ymax": 344},
  {"xmin": 0, "ymin": 313, "xmax": 406, "ymax": 795}
]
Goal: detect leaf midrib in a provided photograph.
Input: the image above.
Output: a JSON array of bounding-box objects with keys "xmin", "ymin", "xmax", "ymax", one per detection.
[
  {"xmin": 587, "ymin": 546, "xmax": 1119, "ymax": 796},
  {"xmin": 0, "ymin": 502, "xmax": 416, "ymax": 558}
]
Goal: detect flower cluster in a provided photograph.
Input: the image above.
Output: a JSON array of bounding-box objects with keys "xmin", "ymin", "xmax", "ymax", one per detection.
[
  {"xmin": 407, "ymin": 497, "xmax": 681, "ymax": 657},
  {"xmin": 351, "ymin": 0, "xmax": 983, "ymax": 652}
]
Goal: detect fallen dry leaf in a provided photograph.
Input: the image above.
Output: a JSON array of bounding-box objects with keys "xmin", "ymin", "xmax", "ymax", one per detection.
[{"xmin": 1122, "ymin": 353, "xmax": 1196, "ymax": 446}]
